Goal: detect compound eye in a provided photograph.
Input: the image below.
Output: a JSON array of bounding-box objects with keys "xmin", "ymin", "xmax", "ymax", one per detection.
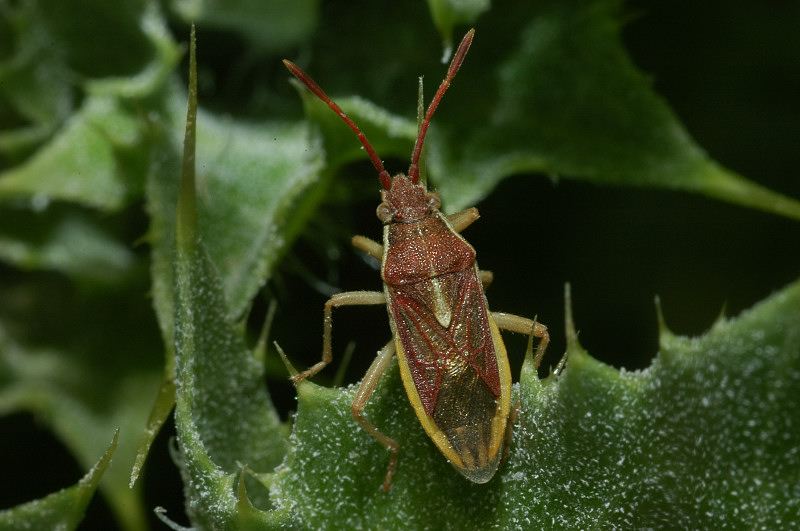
[{"xmin": 376, "ymin": 202, "xmax": 394, "ymax": 223}]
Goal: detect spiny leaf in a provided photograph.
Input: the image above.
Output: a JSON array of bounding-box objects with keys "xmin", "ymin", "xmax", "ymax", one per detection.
[
  {"xmin": 165, "ymin": 28, "xmax": 288, "ymax": 527},
  {"xmin": 0, "ymin": 430, "xmax": 119, "ymax": 531},
  {"xmin": 0, "ymin": 274, "xmax": 162, "ymax": 530},
  {"xmin": 270, "ymin": 279, "xmax": 800, "ymax": 528}
]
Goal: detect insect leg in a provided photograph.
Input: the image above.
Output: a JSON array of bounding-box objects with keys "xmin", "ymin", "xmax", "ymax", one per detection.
[
  {"xmin": 479, "ymin": 270, "xmax": 494, "ymax": 288},
  {"xmin": 292, "ymin": 290, "xmax": 387, "ymax": 383},
  {"xmin": 351, "ymin": 234, "xmax": 383, "ymax": 260},
  {"xmin": 491, "ymin": 312, "xmax": 550, "ymax": 370},
  {"xmin": 352, "ymin": 340, "xmax": 399, "ymax": 492},
  {"xmin": 446, "ymin": 207, "xmax": 480, "ymax": 232}
]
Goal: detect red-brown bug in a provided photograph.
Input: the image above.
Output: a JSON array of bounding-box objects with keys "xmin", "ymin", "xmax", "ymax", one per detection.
[{"xmin": 283, "ymin": 29, "xmax": 549, "ymax": 491}]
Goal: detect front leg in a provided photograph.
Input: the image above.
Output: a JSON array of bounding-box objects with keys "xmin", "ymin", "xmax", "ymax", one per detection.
[
  {"xmin": 292, "ymin": 290, "xmax": 387, "ymax": 383},
  {"xmin": 352, "ymin": 235, "xmax": 383, "ymax": 260},
  {"xmin": 446, "ymin": 207, "xmax": 480, "ymax": 232}
]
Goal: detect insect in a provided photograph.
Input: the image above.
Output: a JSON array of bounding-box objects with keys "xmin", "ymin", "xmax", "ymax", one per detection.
[{"xmin": 283, "ymin": 28, "xmax": 549, "ymax": 491}]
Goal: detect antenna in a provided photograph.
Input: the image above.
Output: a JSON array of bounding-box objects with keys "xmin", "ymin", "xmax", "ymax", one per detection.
[
  {"xmin": 408, "ymin": 29, "xmax": 474, "ymax": 183},
  {"xmin": 284, "ymin": 28, "xmax": 475, "ymax": 190},
  {"xmin": 283, "ymin": 59, "xmax": 392, "ymax": 190}
]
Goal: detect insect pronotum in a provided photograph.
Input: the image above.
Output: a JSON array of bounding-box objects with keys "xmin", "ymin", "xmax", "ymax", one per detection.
[{"xmin": 283, "ymin": 29, "xmax": 549, "ymax": 491}]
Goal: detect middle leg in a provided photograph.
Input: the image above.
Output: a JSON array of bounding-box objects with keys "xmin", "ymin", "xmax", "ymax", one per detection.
[
  {"xmin": 492, "ymin": 312, "xmax": 550, "ymax": 370},
  {"xmin": 292, "ymin": 290, "xmax": 387, "ymax": 383}
]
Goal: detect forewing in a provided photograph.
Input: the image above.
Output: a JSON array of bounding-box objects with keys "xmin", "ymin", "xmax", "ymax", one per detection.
[{"xmin": 386, "ymin": 266, "xmax": 500, "ymax": 417}]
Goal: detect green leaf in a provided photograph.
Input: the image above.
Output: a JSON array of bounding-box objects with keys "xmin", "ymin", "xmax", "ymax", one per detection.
[
  {"xmin": 171, "ymin": 237, "xmax": 290, "ymax": 526},
  {"xmin": 0, "ymin": 3, "xmax": 180, "ymax": 528},
  {"xmin": 138, "ymin": 48, "xmax": 325, "ymax": 488},
  {"xmin": 0, "ymin": 1, "xmax": 179, "ymax": 208},
  {"xmin": 0, "ymin": 205, "xmax": 135, "ymax": 285},
  {"xmin": 0, "ymin": 273, "xmax": 163, "ymax": 531},
  {"xmin": 193, "ymin": 113, "xmax": 325, "ymax": 319},
  {"xmin": 169, "ymin": 0, "xmax": 319, "ymax": 52},
  {"xmin": 0, "ymin": 1, "xmax": 73, "ymax": 161},
  {"xmin": 423, "ymin": 0, "xmax": 800, "ymax": 218},
  {"xmin": 147, "ymin": 80, "xmax": 325, "ymax": 333},
  {"xmin": 0, "ymin": 430, "xmax": 119, "ymax": 531},
  {"xmin": 164, "ymin": 29, "xmax": 289, "ymax": 527},
  {"xmin": 34, "ymin": 0, "xmax": 169, "ymax": 82},
  {"xmin": 270, "ymin": 279, "xmax": 800, "ymax": 528},
  {"xmin": 0, "ymin": 95, "xmax": 145, "ymax": 211},
  {"xmin": 426, "ymin": 0, "xmax": 490, "ymax": 57}
]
